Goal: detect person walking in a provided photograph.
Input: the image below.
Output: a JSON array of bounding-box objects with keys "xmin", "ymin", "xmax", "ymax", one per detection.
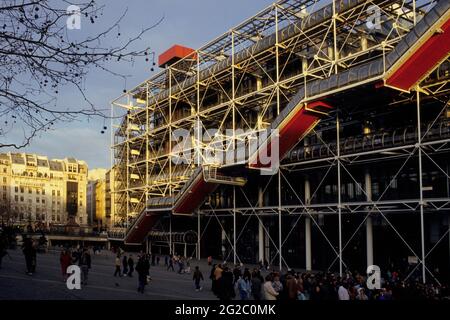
[
  {"xmin": 114, "ymin": 254, "xmax": 121, "ymax": 277},
  {"xmin": 237, "ymin": 275, "xmax": 251, "ymax": 300},
  {"xmin": 233, "ymin": 264, "xmax": 242, "ymax": 284},
  {"xmin": 193, "ymin": 266, "xmax": 204, "ymax": 292},
  {"xmin": 210, "ymin": 264, "xmax": 218, "ymax": 296},
  {"xmin": 127, "ymin": 254, "xmax": 134, "ymax": 277},
  {"xmin": 178, "ymin": 257, "xmax": 185, "ymax": 274},
  {"xmin": 135, "ymin": 255, "xmax": 145, "ymax": 293},
  {"xmin": 272, "ymin": 273, "xmax": 283, "ymax": 298},
  {"xmin": 338, "ymin": 283, "xmax": 350, "ymax": 300},
  {"xmin": 356, "ymin": 287, "xmax": 369, "ymax": 300},
  {"xmin": 30, "ymin": 240, "xmax": 37, "ymax": 273},
  {"xmin": 167, "ymin": 256, "xmax": 174, "ymax": 271},
  {"xmin": 71, "ymin": 247, "xmax": 80, "ymax": 265},
  {"xmin": 122, "ymin": 254, "xmax": 128, "ymax": 276},
  {"xmin": 264, "ymin": 275, "xmax": 279, "ymax": 300},
  {"xmin": 212, "ymin": 264, "xmax": 223, "ymax": 297},
  {"xmin": 60, "ymin": 248, "xmax": 72, "ymax": 281},
  {"xmin": 22, "ymin": 237, "xmax": 36, "ymax": 275},
  {"xmin": 286, "ymin": 274, "xmax": 298, "ymax": 300},
  {"xmin": 251, "ymin": 270, "xmax": 263, "ymax": 300},
  {"xmin": 145, "ymin": 254, "xmax": 151, "ymax": 281},
  {"xmin": 136, "ymin": 254, "xmax": 150, "ymax": 293},
  {"xmin": 218, "ymin": 266, "xmax": 235, "ymax": 301},
  {"xmin": 0, "ymin": 232, "xmax": 8, "ymax": 270},
  {"xmin": 79, "ymin": 248, "xmax": 91, "ymax": 285}
]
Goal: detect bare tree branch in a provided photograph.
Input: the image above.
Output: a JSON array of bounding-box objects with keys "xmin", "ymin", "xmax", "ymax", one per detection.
[{"xmin": 0, "ymin": 0, "xmax": 162, "ymax": 148}]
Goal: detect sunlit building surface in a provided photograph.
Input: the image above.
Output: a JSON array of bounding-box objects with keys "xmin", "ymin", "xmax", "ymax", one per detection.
[
  {"xmin": 111, "ymin": 0, "xmax": 450, "ymax": 284},
  {"xmin": 86, "ymin": 168, "xmax": 113, "ymax": 231},
  {"xmin": 105, "ymin": 167, "xmax": 117, "ymax": 229},
  {"xmin": 87, "ymin": 180, "xmax": 97, "ymax": 226},
  {"xmin": 0, "ymin": 153, "xmax": 88, "ymax": 227}
]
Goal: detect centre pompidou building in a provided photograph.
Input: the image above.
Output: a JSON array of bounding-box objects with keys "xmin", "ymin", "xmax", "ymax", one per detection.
[{"xmin": 111, "ymin": 0, "xmax": 450, "ymax": 284}]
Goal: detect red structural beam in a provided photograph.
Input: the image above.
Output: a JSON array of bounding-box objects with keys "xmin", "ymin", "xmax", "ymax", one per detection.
[
  {"xmin": 173, "ymin": 174, "xmax": 218, "ymax": 215},
  {"xmin": 386, "ymin": 18, "xmax": 450, "ymax": 91},
  {"xmin": 250, "ymin": 101, "xmax": 333, "ymax": 169},
  {"xmin": 124, "ymin": 213, "xmax": 160, "ymax": 244}
]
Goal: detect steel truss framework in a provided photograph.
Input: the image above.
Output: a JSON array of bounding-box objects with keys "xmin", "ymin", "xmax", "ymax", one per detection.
[
  {"xmin": 198, "ymin": 77, "xmax": 450, "ymax": 285},
  {"xmin": 111, "ymin": 0, "xmax": 450, "ymax": 284}
]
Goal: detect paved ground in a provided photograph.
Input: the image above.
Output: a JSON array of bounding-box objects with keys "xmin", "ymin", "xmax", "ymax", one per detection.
[{"xmin": 0, "ymin": 249, "xmax": 218, "ymax": 300}]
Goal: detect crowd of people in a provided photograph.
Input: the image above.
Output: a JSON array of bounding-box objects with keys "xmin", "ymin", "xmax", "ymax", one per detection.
[
  {"xmin": 2, "ymin": 226, "xmax": 449, "ymax": 301},
  {"xmin": 112, "ymin": 248, "xmax": 156, "ymax": 294},
  {"xmin": 59, "ymin": 246, "xmax": 92, "ymax": 284},
  {"xmin": 66, "ymin": 247, "xmax": 450, "ymax": 300},
  {"xmin": 207, "ymin": 263, "xmax": 450, "ymax": 301},
  {"xmin": 165, "ymin": 254, "xmax": 191, "ymax": 274}
]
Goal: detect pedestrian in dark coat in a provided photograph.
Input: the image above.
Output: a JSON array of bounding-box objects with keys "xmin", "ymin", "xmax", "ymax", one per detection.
[
  {"xmin": 233, "ymin": 265, "xmax": 242, "ymax": 284},
  {"xmin": 122, "ymin": 255, "xmax": 128, "ymax": 275},
  {"xmin": 22, "ymin": 237, "xmax": 36, "ymax": 275},
  {"xmin": 114, "ymin": 255, "xmax": 121, "ymax": 277},
  {"xmin": 127, "ymin": 254, "xmax": 134, "ymax": 277},
  {"xmin": 251, "ymin": 270, "xmax": 263, "ymax": 300},
  {"xmin": 60, "ymin": 249, "xmax": 72, "ymax": 280},
  {"xmin": 193, "ymin": 266, "xmax": 204, "ymax": 291},
  {"xmin": 218, "ymin": 267, "xmax": 235, "ymax": 301},
  {"xmin": 167, "ymin": 257, "xmax": 174, "ymax": 271},
  {"xmin": 79, "ymin": 248, "xmax": 91, "ymax": 285},
  {"xmin": 136, "ymin": 255, "xmax": 150, "ymax": 293},
  {"xmin": 0, "ymin": 233, "xmax": 8, "ymax": 269}
]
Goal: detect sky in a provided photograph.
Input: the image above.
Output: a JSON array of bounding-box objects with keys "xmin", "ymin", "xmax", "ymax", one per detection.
[{"xmin": 1, "ymin": 0, "xmax": 279, "ymax": 170}]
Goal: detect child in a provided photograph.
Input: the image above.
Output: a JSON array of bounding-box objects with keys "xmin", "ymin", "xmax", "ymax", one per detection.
[{"xmin": 192, "ymin": 266, "xmax": 204, "ymax": 291}]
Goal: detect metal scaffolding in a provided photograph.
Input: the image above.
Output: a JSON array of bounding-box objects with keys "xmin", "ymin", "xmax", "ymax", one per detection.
[{"xmin": 111, "ymin": 0, "xmax": 450, "ymax": 284}]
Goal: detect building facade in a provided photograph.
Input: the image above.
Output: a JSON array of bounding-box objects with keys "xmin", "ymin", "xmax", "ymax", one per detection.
[
  {"xmin": 0, "ymin": 153, "xmax": 88, "ymax": 227},
  {"xmin": 105, "ymin": 167, "xmax": 116, "ymax": 228},
  {"xmin": 111, "ymin": 0, "xmax": 450, "ymax": 284},
  {"xmin": 95, "ymin": 179, "xmax": 107, "ymax": 230},
  {"xmin": 86, "ymin": 180, "xmax": 97, "ymax": 226},
  {"xmin": 86, "ymin": 167, "xmax": 116, "ymax": 231}
]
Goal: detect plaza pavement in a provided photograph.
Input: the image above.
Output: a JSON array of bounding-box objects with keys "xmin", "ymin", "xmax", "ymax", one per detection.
[{"xmin": 0, "ymin": 249, "xmax": 218, "ymax": 300}]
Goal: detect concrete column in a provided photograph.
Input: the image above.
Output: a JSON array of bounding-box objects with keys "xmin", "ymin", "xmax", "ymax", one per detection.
[
  {"xmin": 365, "ymin": 170, "xmax": 374, "ymax": 267},
  {"xmin": 258, "ymin": 187, "xmax": 264, "ymax": 263},
  {"xmin": 169, "ymin": 215, "xmax": 172, "ymax": 255},
  {"xmin": 258, "ymin": 222, "xmax": 264, "ymax": 263},
  {"xmin": 264, "ymin": 228, "xmax": 270, "ymax": 265},
  {"xmin": 233, "ymin": 187, "xmax": 237, "ymax": 265},
  {"xmin": 447, "ymin": 165, "xmax": 450, "ymax": 268},
  {"xmin": 305, "ymin": 178, "xmax": 312, "ymax": 271},
  {"xmin": 221, "ymin": 227, "xmax": 226, "ymax": 261},
  {"xmin": 448, "ymin": 215, "xmax": 450, "ymax": 268},
  {"xmin": 197, "ymin": 213, "xmax": 201, "ymax": 260}
]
